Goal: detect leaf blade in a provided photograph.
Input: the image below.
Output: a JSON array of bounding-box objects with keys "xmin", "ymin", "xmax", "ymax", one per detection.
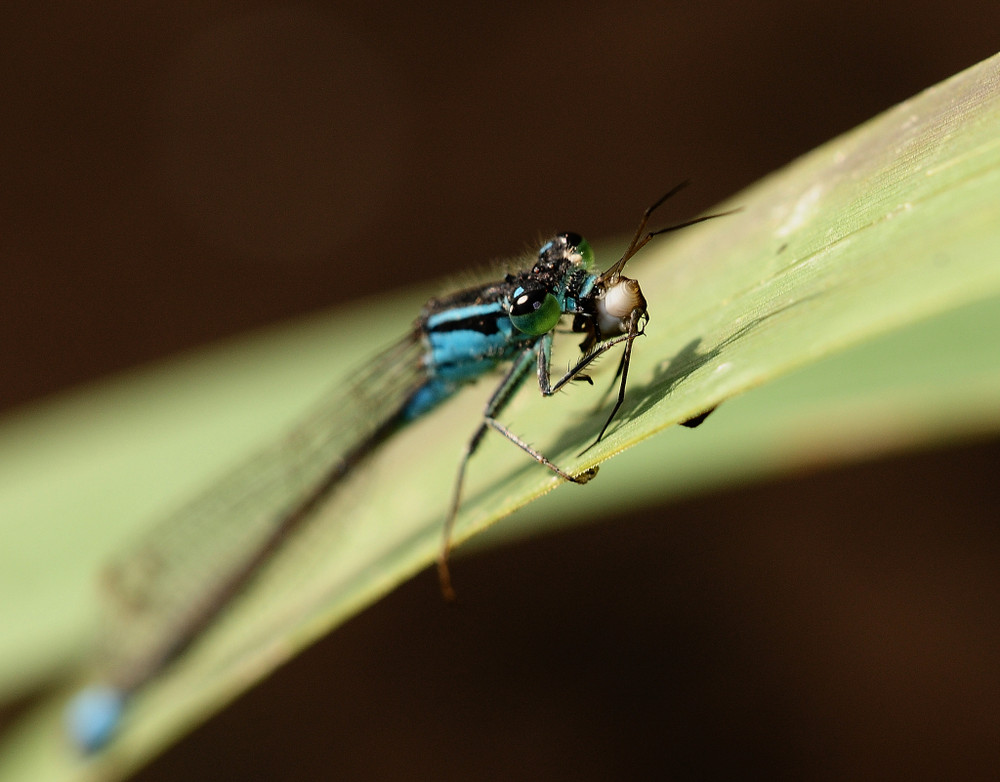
[{"xmin": 2, "ymin": 52, "xmax": 1000, "ymax": 782}]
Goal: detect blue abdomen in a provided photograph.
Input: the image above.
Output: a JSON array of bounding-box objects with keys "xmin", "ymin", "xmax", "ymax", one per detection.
[
  {"xmin": 65, "ymin": 685, "xmax": 126, "ymax": 753},
  {"xmin": 403, "ymin": 302, "xmax": 530, "ymax": 420}
]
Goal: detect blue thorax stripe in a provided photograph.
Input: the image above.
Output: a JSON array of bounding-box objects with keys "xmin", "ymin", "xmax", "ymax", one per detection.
[{"xmin": 426, "ymin": 301, "xmax": 505, "ymax": 331}]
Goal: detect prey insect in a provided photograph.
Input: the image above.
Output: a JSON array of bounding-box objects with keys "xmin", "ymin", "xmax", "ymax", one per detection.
[{"xmin": 66, "ymin": 182, "xmax": 734, "ymax": 752}]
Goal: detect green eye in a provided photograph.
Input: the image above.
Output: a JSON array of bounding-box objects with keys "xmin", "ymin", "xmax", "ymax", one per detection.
[
  {"xmin": 509, "ymin": 288, "xmax": 561, "ymax": 335},
  {"xmin": 572, "ymin": 236, "xmax": 595, "ymax": 269},
  {"xmin": 549, "ymin": 233, "xmax": 594, "ymax": 270}
]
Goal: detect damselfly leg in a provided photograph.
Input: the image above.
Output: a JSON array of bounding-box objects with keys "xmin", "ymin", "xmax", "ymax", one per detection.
[{"xmin": 437, "ymin": 338, "xmax": 601, "ymax": 599}]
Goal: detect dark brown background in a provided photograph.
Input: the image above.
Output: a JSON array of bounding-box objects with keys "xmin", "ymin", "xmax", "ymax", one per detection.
[{"xmin": 3, "ymin": 2, "xmax": 999, "ymax": 779}]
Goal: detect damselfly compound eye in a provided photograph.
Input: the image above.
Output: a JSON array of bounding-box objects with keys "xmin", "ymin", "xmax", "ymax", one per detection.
[
  {"xmin": 509, "ymin": 288, "xmax": 561, "ymax": 335},
  {"xmin": 559, "ymin": 233, "xmax": 595, "ymax": 269},
  {"xmin": 538, "ymin": 233, "xmax": 595, "ymax": 270}
]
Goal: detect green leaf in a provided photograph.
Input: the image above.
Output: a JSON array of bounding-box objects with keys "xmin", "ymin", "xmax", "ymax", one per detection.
[{"xmin": 2, "ymin": 52, "xmax": 1000, "ymax": 781}]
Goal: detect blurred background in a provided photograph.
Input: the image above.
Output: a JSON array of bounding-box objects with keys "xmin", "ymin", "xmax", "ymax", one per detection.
[{"xmin": 3, "ymin": 1, "xmax": 999, "ymax": 779}]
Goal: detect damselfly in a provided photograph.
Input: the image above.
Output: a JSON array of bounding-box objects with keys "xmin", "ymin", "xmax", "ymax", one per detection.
[{"xmin": 66, "ymin": 183, "xmax": 733, "ymax": 752}]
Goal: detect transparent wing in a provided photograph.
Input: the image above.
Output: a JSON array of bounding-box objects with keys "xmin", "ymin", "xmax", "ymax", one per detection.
[{"xmin": 95, "ymin": 329, "xmax": 427, "ymax": 690}]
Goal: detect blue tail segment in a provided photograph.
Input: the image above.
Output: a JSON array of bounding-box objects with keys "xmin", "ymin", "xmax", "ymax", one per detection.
[{"xmin": 65, "ymin": 685, "xmax": 126, "ymax": 753}]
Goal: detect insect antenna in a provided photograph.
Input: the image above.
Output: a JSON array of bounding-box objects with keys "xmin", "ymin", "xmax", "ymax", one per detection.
[{"xmin": 600, "ymin": 181, "xmax": 741, "ymax": 281}]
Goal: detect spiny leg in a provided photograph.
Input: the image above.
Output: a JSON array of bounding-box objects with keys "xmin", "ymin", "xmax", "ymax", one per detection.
[
  {"xmin": 437, "ymin": 343, "xmax": 595, "ymax": 599},
  {"xmin": 484, "ymin": 418, "xmax": 599, "ymax": 483},
  {"xmin": 437, "ymin": 419, "xmax": 489, "ymax": 601},
  {"xmin": 587, "ymin": 344, "xmax": 628, "ymax": 414},
  {"xmin": 541, "ymin": 331, "xmax": 635, "ymax": 396}
]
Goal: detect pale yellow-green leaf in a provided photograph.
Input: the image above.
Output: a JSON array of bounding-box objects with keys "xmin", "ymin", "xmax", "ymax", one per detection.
[{"xmin": 1, "ymin": 52, "xmax": 999, "ymax": 782}]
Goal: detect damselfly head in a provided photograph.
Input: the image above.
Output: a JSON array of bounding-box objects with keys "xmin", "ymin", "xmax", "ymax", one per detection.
[{"xmin": 537, "ymin": 232, "xmax": 595, "ymax": 271}]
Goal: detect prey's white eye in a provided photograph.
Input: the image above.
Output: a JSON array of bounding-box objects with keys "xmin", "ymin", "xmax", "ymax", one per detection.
[
  {"xmin": 603, "ymin": 278, "xmax": 643, "ymax": 318},
  {"xmin": 596, "ymin": 277, "xmax": 646, "ymax": 335}
]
